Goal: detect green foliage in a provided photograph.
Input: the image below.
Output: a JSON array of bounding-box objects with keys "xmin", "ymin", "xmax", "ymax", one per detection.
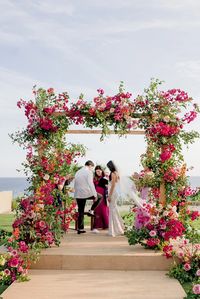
[
  {"xmin": 122, "ymin": 210, "xmax": 135, "ymax": 228},
  {"xmin": 125, "ymin": 227, "xmax": 149, "ymax": 246}
]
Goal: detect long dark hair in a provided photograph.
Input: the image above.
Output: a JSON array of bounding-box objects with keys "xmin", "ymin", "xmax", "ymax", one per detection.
[
  {"xmin": 107, "ymin": 160, "xmax": 116, "ymax": 172},
  {"xmin": 94, "ymin": 165, "xmax": 105, "ymax": 179},
  {"xmin": 107, "ymin": 160, "xmax": 117, "ymax": 181}
]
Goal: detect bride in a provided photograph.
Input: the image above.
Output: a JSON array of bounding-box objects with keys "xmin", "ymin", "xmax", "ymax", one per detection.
[{"xmin": 106, "ymin": 160, "xmax": 124, "ymax": 237}]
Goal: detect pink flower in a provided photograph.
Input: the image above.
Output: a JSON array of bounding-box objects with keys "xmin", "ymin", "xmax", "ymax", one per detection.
[
  {"xmin": 192, "ymin": 284, "xmax": 200, "ymax": 295},
  {"xmin": 190, "ymin": 211, "xmax": 200, "ymax": 221},
  {"xmin": 88, "ymin": 107, "xmax": 96, "ymax": 116},
  {"xmin": 163, "ymin": 245, "xmax": 173, "ymax": 258},
  {"xmin": 97, "ymin": 88, "xmax": 104, "ymax": 95},
  {"xmin": 196, "ymin": 269, "xmax": 200, "ymax": 276},
  {"xmin": 110, "ymin": 108, "xmax": 115, "ymax": 113},
  {"xmin": 160, "ymin": 150, "xmax": 172, "ymax": 162},
  {"xmin": 160, "ymin": 224, "xmax": 166, "ymax": 230},
  {"xmin": 4, "ymin": 269, "xmax": 11, "ymax": 276},
  {"xmin": 11, "ymin": 250, "xmax": 18, "ymax": 256},
  {"xmin": 39, "ymin": 220, "xmax": 46, "ymax": 229},
  {"xmin": 183, "ymin": 263, "xmax": 191, "ymax": 271},
  {"xmin": 163, "ymin": 167, "xmax": 180, "ymax": 182},
  {"xmin": 149, "ymin": 230, "xmax": 157, "ymax": 237},
  {"xmin": 177, "ymin": 252, "xmax": 184, "ymax": 259},
  {"xmin": 17, "ymin": 266, "xmax": 24, "ymax": 273},
  {"xmin": 39, "ymin": 117, "xmax": 57, "ymax": 131},
  {"xmin": 19, "ymin": 241, "xmax": 29, "ymax": 253},
  {"xmin": 183, "ymin": 110, "xmax": 197, "ymax": 123},
  {"xmin": 47, "ymin": 88, "xmax": 54, "ymax": 94},
  {"xmin": 8, "ymin": 257, "xmax": 19, "ymax": 268},
  {"xmin": 146, "ymin": 238, "xmax": 160, "ymax": 247}
]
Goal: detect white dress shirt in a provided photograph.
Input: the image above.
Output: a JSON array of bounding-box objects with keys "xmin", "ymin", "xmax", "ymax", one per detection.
[{"xmin": 74, "ymin": 166, "xmax": 97, "ymax": 199}]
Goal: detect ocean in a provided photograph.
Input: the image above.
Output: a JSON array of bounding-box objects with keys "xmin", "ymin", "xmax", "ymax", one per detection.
[
  {"xmin": 0, "ymin": 176, "xmax": 199, "ymax": 199},
  {"xmin": 0, "ymin": 177, "xmax": 29, "ymax": 198}
]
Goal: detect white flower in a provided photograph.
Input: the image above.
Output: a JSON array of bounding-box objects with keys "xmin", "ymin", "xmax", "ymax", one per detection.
[
  {"xmin": 163, "ymin": 116, "xmax": 170, "ymax": 122},
  {"xmin": 172, "ymin": 206, "xmax": 177, "ymax": 213},
  {"xmin": 43, "ymin": 174, "xmax": 50, "ymax": 181},
  {"xmin": 0, "ymin": 256, "xmax": 6, "ymax": 266},
  {"xmin": 110, "ymin": 108, "xmax": 115, "ymax": 113}
]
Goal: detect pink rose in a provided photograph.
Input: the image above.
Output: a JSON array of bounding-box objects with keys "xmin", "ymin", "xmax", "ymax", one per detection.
[
  {"xmin": 192, "ymin": 284, "xmax": 200, "ymax": 295},
  {"xmin": 183, "ymin": 263, "xmax": 191, "ymax": 271},
  {"xmin": 160, "ymin": 224, "xmax": 166, "ymax": 230},
  {"xmin": 149, "ymin": 230, "xmax": 157, "ymax": 237},
  {"xmin": 11, "ymin": 250, "xmax": 18, "ymax": 256},
  {"xmin": 177, "ymin": 252, "xmax": 184, "ymax": 259},
  {"xmin": 196, "ymin": 269, "xmax": 200, "ymax": 276},
  {"xmin": 39, "ymin": 220, "xmax": 46, "ymax": 229},
  {"xmin": 4, "ymin": 269, "xmax": 11, "ymax": 276},
  {"xmin": 17, "ymin": 266, "xmax": 24, "ymax": 273}
]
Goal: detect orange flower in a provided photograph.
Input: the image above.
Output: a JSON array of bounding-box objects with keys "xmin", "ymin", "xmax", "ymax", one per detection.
[
  {"xmin": 13, "ymin": 228, "xmax": 20, "ymax": 239},
  {"xmin": 180, "ymin": 163, "xmax": 186, "ymax": 177},
  {"xmin": 26, "ymin": 259, "xmax": 31, "ymax": 269}
]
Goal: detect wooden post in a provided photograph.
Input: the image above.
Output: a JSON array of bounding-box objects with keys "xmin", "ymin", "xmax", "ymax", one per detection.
[{"xmin": 159, "ymin": 181, "xmax": 166, "ymax": 206}]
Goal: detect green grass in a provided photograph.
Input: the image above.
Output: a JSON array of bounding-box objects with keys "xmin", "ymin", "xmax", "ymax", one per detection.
[
  {"xmin": 0, "ymin": 213, "xmax": 92, "ymax": 231},
  {"xmin": 182, "ymin": 282, "xmax": 192, "ymax": 294},
  {"xmin": 0, "ymin": 214, "xmax": 15, "ymax": 232},
  {"xmin": 191, "ymin": 218, "xmax": 200, "ymax": 230},
  {"xmin": 0, "ymin": 285, "xmax": 8, "ymax": 296}
]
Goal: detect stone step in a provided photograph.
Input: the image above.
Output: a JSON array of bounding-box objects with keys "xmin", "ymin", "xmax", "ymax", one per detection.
[
  {"xmin": 2, "ymin": 270, "xmax": 186, "ymax": 299},
  {"xmin": 31, "ymin": 253, "xmax": 172, "ymax": 270},
  {"xmin": 31, "ymin": 230, "xmax": 173, "ymax": 270}
]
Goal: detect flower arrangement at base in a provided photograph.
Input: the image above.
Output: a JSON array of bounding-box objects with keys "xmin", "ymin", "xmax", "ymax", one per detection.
[
  {"xmin": 164, "ymin": 235, "xmax": 200, "ymax": 298},
  {"xmin": 126, "ymin": 202, "xmax": 187, "ymax": 250},
  {"xmin": 0, "ymin": 244, "xmax": 29, "ymax": 285}
]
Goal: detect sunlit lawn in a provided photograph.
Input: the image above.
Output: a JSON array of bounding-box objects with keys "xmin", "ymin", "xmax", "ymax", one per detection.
[
  {"xmin": 0, "ymin": 213, "xmax": 93, "ymax": 231},
  {"xmin": 192, "ymin": 218, "xmax": 200, "ymax": 230},
  {"xmin": 0, "ymin": 214, "xmax": 14, "ymax": 232},
  {"xmin": 0, "ymin": 212, "xmax": 199, "ymax": 232},
  {"xmin": 0, "ymin": 285, "xmax": 8, "ymax": 297}
]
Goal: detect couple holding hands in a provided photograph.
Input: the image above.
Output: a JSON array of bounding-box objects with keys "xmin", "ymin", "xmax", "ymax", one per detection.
[{"xmin": 74, "ymin": 160, "xmax": 124, "ymax": 237}]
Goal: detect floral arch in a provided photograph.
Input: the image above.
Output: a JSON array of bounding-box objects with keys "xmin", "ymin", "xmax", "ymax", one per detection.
[{"xmin": 1, "ymin": 79, "xmax": 199, "ymax": 291}]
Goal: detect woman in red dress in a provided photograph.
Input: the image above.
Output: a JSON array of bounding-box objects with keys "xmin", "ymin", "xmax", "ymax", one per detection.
[{"xmin": 93, "ymin": 166, "xmax": 109, "ymax": 231}]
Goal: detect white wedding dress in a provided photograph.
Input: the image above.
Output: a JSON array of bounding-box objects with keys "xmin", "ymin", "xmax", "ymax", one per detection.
[{"xmin": 108, "ymin": 181, "xmax": 124, "ymax": 237}]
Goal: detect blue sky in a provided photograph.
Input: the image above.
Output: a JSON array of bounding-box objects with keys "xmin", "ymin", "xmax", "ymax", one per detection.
[{"xmin": 0, "ymin": 0, "xmax": 200, "ymax": 177}]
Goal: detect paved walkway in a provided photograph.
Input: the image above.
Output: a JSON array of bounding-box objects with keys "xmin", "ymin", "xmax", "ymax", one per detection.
[
  {"xmin": 2, "ymin": 270, "xmax": 186, "ymax": 299},
  {"xmin": 2, "ymin": 230, "xmax": 186, "ymax": 299}
]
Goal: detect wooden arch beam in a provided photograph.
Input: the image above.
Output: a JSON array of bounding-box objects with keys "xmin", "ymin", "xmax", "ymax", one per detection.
[{"xmin": 66, "ymin": 129, "xmax": 145, "ymax": 135}]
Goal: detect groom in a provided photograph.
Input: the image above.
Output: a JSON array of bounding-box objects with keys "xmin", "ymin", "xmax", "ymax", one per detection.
[{"xmin": 74, "ymin": 160, "xmax": 102, "ymax": 234}]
